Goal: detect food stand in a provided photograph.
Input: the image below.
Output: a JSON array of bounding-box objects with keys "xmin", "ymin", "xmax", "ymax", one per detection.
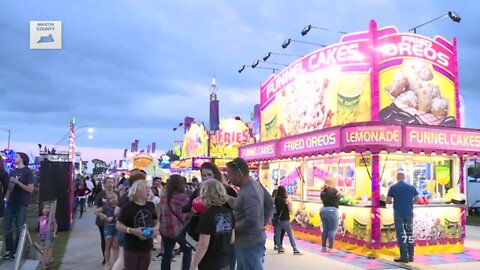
[
  {"xmin": 177, "ymin": 118, "xmax": 255, "ymax": 179},
  {"xmin": 238, "ymin": 20, "xmax": 473, "ymax": 257}
]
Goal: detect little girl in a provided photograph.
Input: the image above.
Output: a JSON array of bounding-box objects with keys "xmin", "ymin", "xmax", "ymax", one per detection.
[
  {"xmin": 38, "ymin": 201, "xmax": 57, "ymax": 269},
  {"xmin": 96, "ymin": 191, "xmax": 119, "ymax": 269}
]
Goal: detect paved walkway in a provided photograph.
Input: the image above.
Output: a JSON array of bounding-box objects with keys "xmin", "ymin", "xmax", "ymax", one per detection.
[{"xmin": 61, "ymin": 207, "xmax": 480, "ymax": 270}]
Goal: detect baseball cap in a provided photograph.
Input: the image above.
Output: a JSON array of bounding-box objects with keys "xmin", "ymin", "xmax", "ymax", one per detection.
[{"xmin": 397, "ymin": 168, "xmax": 405, "ymax": 175}]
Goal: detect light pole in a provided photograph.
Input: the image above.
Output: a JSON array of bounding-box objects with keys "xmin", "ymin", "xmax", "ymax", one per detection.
[
  {"xmin": 0, "ymin": 127, "xmax": 11, "ymax": 150},
  {"xmin": 408, "ymin": 11, "xmax": 461, "ymax": 33},
  {"xmin": 55, "ymin": 125, "xmax": 94, "ymax": 147}
]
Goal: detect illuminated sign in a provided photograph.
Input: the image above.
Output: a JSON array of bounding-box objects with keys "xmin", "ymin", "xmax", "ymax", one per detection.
[
  {"xmin": 405, "ymin": 126, "xmax": 480, "ymax": 152},
  {"xmin": 181, "ymin": 123, "xmax": 208, "ymax": 159},
  {"xmin": 192, "ymin": 157, "xmax": 213, "ymax": 169},
  {"xmin": 259, "ymin": 22, "xmax": 459, "ymax": 143},
  {"xmin": 343, "ymin": 125, "xmax": 402, "ymax": 147},
  {"xmin": 279, "ymin": 129, "xmax": 340, "ymax": 156},
  {"xmin": 210, "ymin": 118, "xmax": 254, "ymax": 158},
  {"xmin": 239, "ymin": 141, "xmax": 277, "ymax": 161},
  {"xmin": 214, "ymin": 158, "xmax": 233, "ymax": 169}
]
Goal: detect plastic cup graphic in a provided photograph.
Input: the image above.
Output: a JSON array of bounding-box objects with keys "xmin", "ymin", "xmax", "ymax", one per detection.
[{"xmin": 336, "ymin": 74, "xmax": 366, "ymax": 124}]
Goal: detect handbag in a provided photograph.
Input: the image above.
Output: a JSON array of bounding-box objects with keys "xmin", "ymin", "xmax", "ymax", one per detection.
[
  {"xmin": 168, "ymin": 202, "xmax": 197, "ymax": 250},
  {"xmin": 272, "ymin": 209, "xmax": 283, "ymax": 224}
]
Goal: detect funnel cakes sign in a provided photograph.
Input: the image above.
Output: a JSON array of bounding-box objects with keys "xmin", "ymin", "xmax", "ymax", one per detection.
[
  {"xmin": 405, "ymin": 126, "xmax": 480, "ymax": 152},
  {"xmin": 239, "ymin": 141, "xmax": 277, "ymax": 161}
]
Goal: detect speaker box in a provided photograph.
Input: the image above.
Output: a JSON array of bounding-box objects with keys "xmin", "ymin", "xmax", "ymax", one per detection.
[{"xmin": 39, "ymin": 160, "xmax": 73, "ymax": 231}]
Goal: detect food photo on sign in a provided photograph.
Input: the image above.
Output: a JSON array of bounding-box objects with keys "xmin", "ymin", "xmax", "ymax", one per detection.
[{"xmin": 378, "ymin": 28, "xmax": 457, "ymax": 127}]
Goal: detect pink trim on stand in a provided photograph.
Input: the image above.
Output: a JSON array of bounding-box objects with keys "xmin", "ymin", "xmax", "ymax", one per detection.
[
  {"xmin": 369, "ymin": 20, "xmax": 380, "ymax": 121},
  {"xmin": 460, "ymin": 157, "xmax": 466, "ymax": 240},
  {"xmin": 371, "ymin": 154, "xmax": 381, "ymax": 250},
  {"xmin": 453, "ymin": 38, "xmax": 461, "ymax": 127}
]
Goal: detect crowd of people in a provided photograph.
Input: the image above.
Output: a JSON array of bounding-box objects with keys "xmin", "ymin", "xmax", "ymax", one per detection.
[
  {"xmin": 0, "ymin": 152, "xmax": 421, "ymax": 269},
  {"xmin": 79, "ymin": 158, "xmax": 275, "ymax": 270}
]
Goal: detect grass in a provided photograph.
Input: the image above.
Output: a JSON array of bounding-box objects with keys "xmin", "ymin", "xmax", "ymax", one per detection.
[
  {"xmin": 467, "ymin": 214, "xmax": 480, "ymax": 226},
  {"xmin": 1, "ymin": 203, "xmax": 71, "ymax": 270}
]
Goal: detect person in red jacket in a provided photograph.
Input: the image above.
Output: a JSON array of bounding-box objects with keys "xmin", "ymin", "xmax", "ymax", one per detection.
[{"xmin": 74, "ymin": 178, "xmax": 91, "ymax": 218}]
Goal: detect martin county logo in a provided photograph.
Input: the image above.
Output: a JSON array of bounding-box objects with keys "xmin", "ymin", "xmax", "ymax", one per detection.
[
  {"xmin": 30, "ymin": 21, "xmax": 62, "ymax": 49},
  {"xmin": 38, "ymin": 34, "xmax": 55, "ymax": 44}
]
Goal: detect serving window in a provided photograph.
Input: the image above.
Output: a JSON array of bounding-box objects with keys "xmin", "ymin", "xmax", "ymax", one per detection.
[
  {"xmin": 304, "ymin": 154, "xmax": 357, "ymax": 201},
  {"xmin": 379, "ymin": 152, "xmax": 457, "ymax": 201}
]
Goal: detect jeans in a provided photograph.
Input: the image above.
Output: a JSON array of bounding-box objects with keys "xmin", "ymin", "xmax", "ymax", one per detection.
[
  {"xmin": 124, "ymin": 250, "xmax": 151, "ymax": 270},
  {"xmin": 394, "ymin": 217, "xmax": 414, "ymax": 259},
  {"xmin": 161, "ymin": 231, "xmax": 192, "ymax": 270},
  {"xmin": 320, "ymin": 207, "xmax": 339, "ymax": 249},
  {"xmin": 73, "ymin": 198, "xmax": 86, "ymax": 216},
  {"xmin": 235, "ymin": 240, "xmax": 266, "ymax": 270},
  {"xmin": 229, "ymin": 243, "xmax": 236, "ymax": 270},
  {"xmin": 3, "ymin": 203, "xmax": 28, "ymax": 253},
  {"xmin": 272, "ymin": 223, "xmax": 285, "ymax": 248},
  {"xmin": 274, "ymin": 220, "xmax": 297, "ymax": 250},
  {"xmin": 97, "ymin": 225, "xmax": 106, "ymax": 259}
]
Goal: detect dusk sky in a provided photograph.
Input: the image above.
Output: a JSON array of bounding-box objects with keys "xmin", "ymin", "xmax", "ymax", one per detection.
[{"xmin": 1, "ymin": 1, "xmax": 479, "ymax": 162}]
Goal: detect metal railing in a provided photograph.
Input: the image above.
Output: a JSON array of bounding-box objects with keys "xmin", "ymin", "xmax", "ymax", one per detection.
[{"xmin": 13, "ymin": 200, "xmax": 57, "ymax": 270}]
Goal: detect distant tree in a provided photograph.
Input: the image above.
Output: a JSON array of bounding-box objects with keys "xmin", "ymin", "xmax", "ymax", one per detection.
[
  {"xmin": 92, "ymin": 158, "xmax": 108, "ymax": 177},
  {"xmin": 81, "ymin": 160, "xmax": 89, "ymax": 175},
  {"xmin": 165, "ymin": 150, "xmax": 180, "ymax": 161}
]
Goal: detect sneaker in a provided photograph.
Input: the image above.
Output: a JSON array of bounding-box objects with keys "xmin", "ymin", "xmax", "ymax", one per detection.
[
  {"xmin": 321, "ymin": 247, "xmax": 328, "ymax": 252},
  {"xmin": 278, "ymin": 248, "xmax": 285, "ymax": 254},
  {"xmin": 293, "ymin": 249, "xmax": 302, "ymax": 255},
  {"xmin": 328, "ymin": 248, "xmax": 339, "ymax": 253},
  {"xmin": 2, "ymin": 252, "xmax": 12, "ymax": 260},
  {"xmin": 394, "ymin": 257, "xmax": 409, "ymax": 263},
  {"xmin": 409, "ymin": 257, "xmax": 414, "ymax": 262},
  {"xmin": 273, "ymin": 246, "xmax": 278, "ymax": 251},
  {"xmin": 153, "ymin": 253, "xmax": 163, "ymax": 261}
]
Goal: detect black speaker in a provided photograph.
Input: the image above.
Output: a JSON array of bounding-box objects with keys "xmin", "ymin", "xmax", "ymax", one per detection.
[{"xmin": 39, "ymin": 160, "xmax": 73, "ymax": 231}]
